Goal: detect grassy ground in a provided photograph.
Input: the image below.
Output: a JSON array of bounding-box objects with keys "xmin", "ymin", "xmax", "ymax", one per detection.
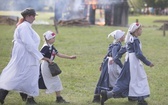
[{"xmin": 0, "ymin": 11, "xmax": 168, "ymax": 105}]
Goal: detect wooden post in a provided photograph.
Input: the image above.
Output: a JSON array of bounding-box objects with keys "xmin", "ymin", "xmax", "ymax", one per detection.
[{"xmin": 163, "ymin": 23, "xmax": 166, "ymax": 36}]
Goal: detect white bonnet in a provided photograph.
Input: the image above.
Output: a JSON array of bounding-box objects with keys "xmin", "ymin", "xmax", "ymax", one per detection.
[
  {"xmin": 43, "ymin": 31, "xmax": 56, "ymax": 40},
  {"xmin": 108, "ymin": 30, "xmax": 125, "ymax": 40},
  {"xmin": 128, "ymin": 23, "xmax": 141, "ymax": 33},
  {"xmin": 125, "ymin": 22, "xmax": 141, "ymax": 43}
]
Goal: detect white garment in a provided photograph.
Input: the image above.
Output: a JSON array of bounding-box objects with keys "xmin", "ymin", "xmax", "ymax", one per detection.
[
  {"xmin": 0, "ymin": 21, "xmax": 43, "ymax": 96},
  {"xmin": 107, "ymin": 57, "xmax": 122, "ymax": 87},
  {"xmin": 128, "ymin": 53, "xmax": 150, "ymax": 97},
  {"xmin": 41, "ymin": 60, "xmax": 63, "ymax": 93}
]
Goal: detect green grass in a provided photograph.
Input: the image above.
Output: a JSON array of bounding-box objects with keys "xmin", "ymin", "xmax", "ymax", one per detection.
[{"xmin": 0, "ymin": 11, "xmax": 168, "ymax": 105}]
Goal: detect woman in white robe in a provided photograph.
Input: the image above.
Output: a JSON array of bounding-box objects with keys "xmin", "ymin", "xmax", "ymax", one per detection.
[{"xmin": 0, "ymin": 8, "xmax": 49, "ymax": 105}]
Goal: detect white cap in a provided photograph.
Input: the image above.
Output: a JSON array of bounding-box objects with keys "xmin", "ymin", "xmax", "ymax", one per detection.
[
  {"xmin": 128, "ymin": 23, "xmax": 141, "ymax": 33},
  {"xmin": 108, "ymin": 30, "xmax": 125, "ymax": 40},
  {"xmin": 125, "ymin": 22, "xmax": 141, "ymax": 43},
  {"xmin": 43, "ymin": 31, "xmax": 56, "ymax": 40}
]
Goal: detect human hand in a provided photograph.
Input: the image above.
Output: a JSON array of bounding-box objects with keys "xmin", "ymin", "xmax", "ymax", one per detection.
[
  {"xmin": 70, "ymin": 55, "xmax": 77, "ymax": 59},
  {"xmin": 99, "ymin": 66, "xmax": 102, "ymax": 71},
  {"xmin": 149, "ymin": 63, "xmax": 154, "ymax": 67},
  {"xmin": 48, "ymin": 59, "xmax": 53, "ymax": 64},
  {"xmin": 108, "ymin": 57, "xmax": 113, "ymax": 65},
  {"xmin": 109, "ymin": 59, "xmax": 114, "ymax": 65}
]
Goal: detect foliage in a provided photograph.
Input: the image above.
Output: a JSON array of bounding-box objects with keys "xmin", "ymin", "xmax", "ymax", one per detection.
[
  {"xmin": 128, "ymin": 0, "xmax": 144, "ymax": 9},
  {"xmin": 128, "ymin": 0, "xmax": 168, "ymax": 10},
  {"xmin": 144, "ymin": 0, "xmax": 168, "ymax": 9}
]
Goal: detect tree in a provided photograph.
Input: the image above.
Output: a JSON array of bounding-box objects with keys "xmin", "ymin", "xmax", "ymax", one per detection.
[{"xmin": 144, "ymin": 0, "xmax": 168, "ymax": 9}]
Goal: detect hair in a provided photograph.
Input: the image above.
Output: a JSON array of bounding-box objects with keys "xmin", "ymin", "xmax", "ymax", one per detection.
[
  {"xmin": 16, "ymin": 8, "xmax": 36, "ymax": 27},
  {"xmin": 16, "ymin": 18, "xmax": 24, "ymax": 27},
  {"xmin": 21, "ymin": 8, "xmax": 36, "ymax": 18}
]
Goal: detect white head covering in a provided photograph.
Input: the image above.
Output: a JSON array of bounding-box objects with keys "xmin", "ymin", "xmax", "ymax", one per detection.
[
  {"xmin": 108, "ymin": 30, "xmax": 125, "ymax": 41},
  {"xmin": 125, "ymin": 23, "xmax": 141, "ymax": 43},
  {"xmin": 43, "ymin": 31, "xmax": 56, "ymax": 40}
]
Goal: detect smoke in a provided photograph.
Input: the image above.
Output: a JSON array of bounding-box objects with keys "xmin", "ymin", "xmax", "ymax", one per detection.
[
  {"xmin": 0, "ymin": 0, "xmax": 54, "ymax": 11},
  {"xmin": 97, "ymin": 0, "xmax": 124, "ymax": 4},
  {"xmin": 54, "ymin": 0, "xmax": 125, "ymax": 21},
  {"xmin": 54, "ymin": 0, "xmax": 86, "ymax": 21}
]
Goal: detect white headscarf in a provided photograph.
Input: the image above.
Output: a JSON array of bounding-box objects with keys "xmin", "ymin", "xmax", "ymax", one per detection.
[
  {"xmin": 125, "ymin": 23, "xmax": 141, "ymax": 43},
  {"xmin": 43, "ymin": 30, "xmax": 56, "ymax": 40},
  {"xmin": 108, "ymin": 30, "xmax": 125, "ymax": 43}
]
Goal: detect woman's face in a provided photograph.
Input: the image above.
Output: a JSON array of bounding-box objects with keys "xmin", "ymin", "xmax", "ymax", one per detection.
[{"xmin": 25, "ymin": 15, "xmax": 36, "ymax": 23}]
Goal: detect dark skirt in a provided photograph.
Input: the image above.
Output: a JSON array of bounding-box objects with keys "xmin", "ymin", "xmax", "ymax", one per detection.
[
  {"xmin": 112, "ymin": 59, "xmax": 130, "ymax": 98},
  {"xmin": 112, "ymin": 59, "xmax": 149, "ymax": 100},
  {"xmin": 38, "ymin": 65, "xmax": 47, "ymax": 89},
  {"xmin": 94, "ymin": 58, "xmax": 112, "ymax": 94}
]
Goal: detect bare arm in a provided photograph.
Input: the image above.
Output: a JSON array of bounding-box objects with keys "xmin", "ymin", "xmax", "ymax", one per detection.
[
  {"xmin": 56, "ymin": 52, "xmax": 76, "ymax": 59},
  {"xmin": 42, "ymin": 57, "xmax": 53, "ymax": 63}
]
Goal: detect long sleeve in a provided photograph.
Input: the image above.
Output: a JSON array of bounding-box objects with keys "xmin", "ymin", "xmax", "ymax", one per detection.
[
  {"xmin": 134, "ymin": 39, "xmax": 151, "ymax": 66},
  {"xmin": 19, "ymin": 23, "xmax": 43, "ymax": 61},
  {"xmin": 113, "ymin": 46, "xmax": 126, "ymax": 68}
]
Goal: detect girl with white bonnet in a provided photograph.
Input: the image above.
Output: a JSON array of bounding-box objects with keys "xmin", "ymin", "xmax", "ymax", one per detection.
[
  {"xmin": 92, "ymin": 30, "xmax": 126, "ymax": 103},
  {"xmin": 101, "ymin": 23, "xmax": 154, "ymax": 105},
  {"xmin": 39, "ymin": 30, "xmax": 76, "ymax": 103}
]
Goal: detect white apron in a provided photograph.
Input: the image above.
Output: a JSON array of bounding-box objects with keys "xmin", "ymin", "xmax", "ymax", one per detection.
[
  {"xmin": 108, "ymin": 57, "xmax": 122, "ymax": 88},
  {"xmin": 128, "ymin": 53, "xmax": 150, "ymax": 97},
  {"xmin": 41, "ymin": 60, "xmax": 63, "ymax": 93}
]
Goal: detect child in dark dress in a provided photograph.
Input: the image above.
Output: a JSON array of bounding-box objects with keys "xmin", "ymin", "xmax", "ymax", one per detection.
[
  {"xmin": 92, "ymin": 30, "xmax": 126, "ymax": 103},
  {"xmin": 39, "ymin": 30, "xmax": 76, "ymax": 103}
]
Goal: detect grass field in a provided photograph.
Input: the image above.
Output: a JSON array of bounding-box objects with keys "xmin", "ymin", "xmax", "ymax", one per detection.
[{"xmin": 0, "ymin": 11, "xmax": 168, "ymax": 105}]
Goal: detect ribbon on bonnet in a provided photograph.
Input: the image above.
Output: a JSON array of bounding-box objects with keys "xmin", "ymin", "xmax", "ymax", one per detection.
[
  {"xmin": 125, "ymin": 23, "xmax": 141, "ymax": 43},
  {"xmin": 43, "ymin": 31, "xmax": 56, "ymax": 40}
]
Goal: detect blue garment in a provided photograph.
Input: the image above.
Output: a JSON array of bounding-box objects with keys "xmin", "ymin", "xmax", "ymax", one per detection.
[
  {"xmin": 112, "ymin": 59, "xmax": 130, "ymax": 98},
  {"xmin": 112, "ymin": 37, "xmax": 151, "ymax": 99},
  {"xmin": 127, "ymin": 38, "xmax": 151, "ymax": 66},
  {"xmin": 94, "ymin": 42, "xmax": 125, "ymax": 94}
]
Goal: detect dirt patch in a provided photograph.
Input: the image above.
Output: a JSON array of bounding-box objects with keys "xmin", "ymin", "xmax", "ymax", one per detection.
[
  {"xmin": 153, "ymin": 20, "xmax": 168, "ymax": 23},
  {"xmin": 0, "ymin": 15, "xmax": 19, "ymax": 25},
  {"xmin": 154, "ymin": 20, "xmax": 168, "ymax": 30}
]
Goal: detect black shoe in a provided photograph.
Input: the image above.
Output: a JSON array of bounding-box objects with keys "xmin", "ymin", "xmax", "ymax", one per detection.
[
  {"xmin": 20, "ymin": 93, "xmax": 28, "ymax": 101},
  {"xmin": 137, "ymin": 100, "xmax": 148, "ymax": 105},
  {"xmin": 92, "ymin": 94, "xmax": 100, "ymax": 103},
  {"xmin": 56, "ymin": 96, "xmax": 69, "ymax": 103},
  {"xmin": 128, "ymin": 97, "xmax": 138, "ymax": 102},
  {"xmin": 100, "ymin": 90, "xmax": 108, "ymax": 105},
  {"xmin": 0, "ymin": 89, "xmax": 9, "ymax": 105},
  {"xmin": 0, "ymin": 99, "xmax": 4, "ymax": 105},
  {"xmin": 26, "ymin": 97, "xmax": 37, "ymax": 105}
]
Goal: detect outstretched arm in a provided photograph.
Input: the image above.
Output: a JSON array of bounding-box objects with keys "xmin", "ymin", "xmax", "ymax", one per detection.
[
  {"xmin": 134, "ymin": 39, "xmax": 154, "ymax": 67},
  {"xmin": 56, "ymin": 52, "xmax": 76, "ymax": 59}
]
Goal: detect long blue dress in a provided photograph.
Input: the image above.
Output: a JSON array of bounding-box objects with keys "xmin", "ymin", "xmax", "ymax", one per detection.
[
  {"xmin": 111, "ymin": 36, "xmax": 151, "ymax": 100},
  {"xmin": 94, "ymin": 42, "xmax": 126, "ymax": 95}
]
